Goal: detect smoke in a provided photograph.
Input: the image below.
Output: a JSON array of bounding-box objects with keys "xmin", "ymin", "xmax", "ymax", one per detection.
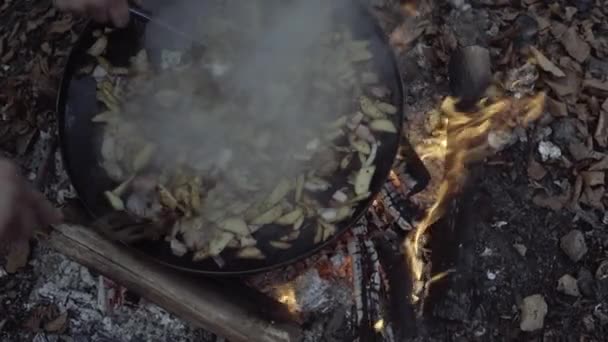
[{"xmin": 124, "ymin": 0, "xmax": 374, "ymax": 194}]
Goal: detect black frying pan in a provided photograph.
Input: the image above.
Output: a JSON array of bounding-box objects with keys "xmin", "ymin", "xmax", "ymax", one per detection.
[{"xmin": 56, "ymin": 1, "xmax": 430, "ymax": 275}]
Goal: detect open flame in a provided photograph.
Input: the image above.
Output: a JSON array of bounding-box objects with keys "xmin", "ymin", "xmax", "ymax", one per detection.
[{"xmin": 406, "ymin": 90, "xmax": 546, "ymax": 301}]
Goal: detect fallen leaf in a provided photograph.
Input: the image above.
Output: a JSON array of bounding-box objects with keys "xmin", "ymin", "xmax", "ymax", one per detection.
[
  {"xmin": 583, "ymin": 79, "xmax": 608, "ymax": 92},
  {"xmin": 545, "ymin": 70, "xmax": 581, "ymax": 97},
  {"xmin": 23, "ymin": 305, "xmax": 59, "ymax": 332},
  {"xmin": 533, "ymin": 192, "xmax": 567, "ymax": 211},
  {"xmin": 582, "ymin": 171, "xmax": 605, "ymax": 186},
  {"xmin": 49, "ymin": 17, "xmax": 73, "ymax": 34},
  {"xmin": 5, "ymin": 240, "xmax": 30, "ymax": 273},
  {"xmin": 571, "ymin": 174, "xmax": 583, "ymax": 205},
  {"xmin": 589, "ymin": 96, "xmax": 600, "ymax": 116},
  {"xmin": 550, "ymin": 21, "xmax": 568, "ymax": 38},
  {"xmin": 581, "ymin": 186, "xmax": 605, "ymax": 210},
  {"xmin": 601, "ymin": 99, "xmax": 608, "ymax": 113},
  {"xmin": 528, "ymin": 158, "xmax": 547, "ymax": 180},
  {"xmin": 564, "ymin": 7, "xmax": 578, "ymax": 21},
  {"xmin": 531, "ymin": 46, "xmax": 565, "ymax": 77},
  {"xmin": 595, "ymin": 110, "xmax": 608, "ymax": 148},
  {"xmin": 545, "ymin": 96, "xmax": 568, "ymax": 117},
  {"xmin": 574, "ymin": 103, "xmax": 589, "ymax": 121},
  {"xmin": 560, "ymin": 26, "xmax": 591, "ymax": 63},
  {"xmin": 44, "ymin": 312, "xmax": 68, "ymax": 333},
  {"xmin": 589, "ymin": 155, "xmax": 608, "ymax": 171}
]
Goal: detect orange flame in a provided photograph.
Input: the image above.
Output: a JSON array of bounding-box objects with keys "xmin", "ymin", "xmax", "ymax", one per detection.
[{"xmin": 406, "ymin": 92, "xmax": 546, "ymax": 285}]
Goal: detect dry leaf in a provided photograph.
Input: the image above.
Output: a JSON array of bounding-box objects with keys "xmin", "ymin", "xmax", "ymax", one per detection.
[
  {"xmin": 571, "ymin": 174, "xmax": 583, "ymax": 205},
  {"xmin": 595, "ymin": 110, "xmax": 608, "ymax": 148},
  {"xmin": 545, "ymin": 70, "xmax": 581, "ymax": 97},
  {"xmin": 531, "ymin": 46, "xmax": 565, "ymax": 77},
  {"xmin": 560, "ymin": 26, "xmax": 591, "ymax": 63},
  {"xmin": 550, "ymin": 21, "xmax": 568, "ymax": 38},
  {"xmin": 602, "ymin": 99, "xmax": 608, "ymax": 113},
  {"xmin": 584, "ymin": 79, "xmax": 608, "ymax": 92},
  {"xmin": 574, "ymin": 103, "xmax": 589, "ymax": 121},
  {"xmin": 49, "ymin": 17, "xmax": 73, "ymax": 34},
  {"xmin": 589, "ymin": 155, "xmax": 608, "ymax": 171},
  {"xmin": 533, "ymin": 192, "xmax": 567, "ymax": 211},
  {"xmin": 545, "ymin": 96, "xmax": 568, "ymax": 117},
  {"xmin": 564, "ymin": 7, "xmax": 578, "ymax": 21},
  {"xmin": 44, "ymin": 312, "xmax": 68, "ymax": 333},
  {"xmin": 582, "ymin": 171, "xmax": 605, "ymax": 186},
  {"xmin": 569, "ymin": 141, "xmax": 592, "ymax": 161},
  {"xmin": 5, "ymin": 240, "xmax": 30, "ymax": 273},
  {"xmin": 23, "ymin": 305, "xmax": 59, "ymax": 333},
  {"xmin": 581, "ymin": 186, "xmax": 605, "ymax": 210},
  {"xmin": 527, "ymin": 158, "xmax": 547, "ymax": 180}
]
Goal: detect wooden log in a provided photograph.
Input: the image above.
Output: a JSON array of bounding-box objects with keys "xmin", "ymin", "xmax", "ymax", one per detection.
[{"xmin": 46, "ymin": 224, "xmax": 302, "ymax": 342}]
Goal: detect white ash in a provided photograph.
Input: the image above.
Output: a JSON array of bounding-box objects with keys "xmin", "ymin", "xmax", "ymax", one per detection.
[
  {"xmin": 23, "ymin": 246, "xmax": 209, "ymax": 342},
  {"xmin": 538, "ymin": 141, "xmax": 562, "ymax": 162},
  {"xmin": 488, "ymin": 130, "xmax": 517, "ymax": 151}
]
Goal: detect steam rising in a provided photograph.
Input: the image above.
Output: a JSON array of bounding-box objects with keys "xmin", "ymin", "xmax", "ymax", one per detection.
[{"xmin": 125, "ymin": 0, "xmax": 375, "ymax": 193}]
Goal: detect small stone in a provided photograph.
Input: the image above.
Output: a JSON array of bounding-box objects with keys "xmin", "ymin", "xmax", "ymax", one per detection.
[
  {"xmin": 560, "ymin": 230, "xmax": 588, "ymax": 262},
  {"xmin": 538, "ymin": 141, "xmax": 562, "ymax": 162},
  {"xmin": 519, "ymin": 294, "xmax": 548, "ymax": 332},
  {"xmin": 595, "ymin": 260, "xmax": 608, "ymax": 280},
  {"xmin": 557, "ymin": 274, "xmax": 580, "ymax": 296},
  {"xmin": 487, "ymin": 271, "xmax": 497, "ymax": 280},
  {"xmin": 578, "ymin": 268, "xmax": 596, "ymax": 297},
  {"xmin": 513, "ymin": 243, "xmax": 527, "ymax": 256}
]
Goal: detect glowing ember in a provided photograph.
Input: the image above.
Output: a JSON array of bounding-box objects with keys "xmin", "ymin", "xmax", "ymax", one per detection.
[{"xmin": 406, "ymin": 91, "xmax": 546, "ymax": 300}]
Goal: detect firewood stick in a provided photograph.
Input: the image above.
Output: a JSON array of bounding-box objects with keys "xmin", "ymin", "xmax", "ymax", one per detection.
[{"xmin": 46, "ymin": 224, "xmax": 302, "ymax": 342}]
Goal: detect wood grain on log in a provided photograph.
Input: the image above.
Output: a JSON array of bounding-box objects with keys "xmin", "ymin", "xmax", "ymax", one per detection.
[{"xmin": 47, "ymin": 224, "xmax": 302, "ymax": 342}]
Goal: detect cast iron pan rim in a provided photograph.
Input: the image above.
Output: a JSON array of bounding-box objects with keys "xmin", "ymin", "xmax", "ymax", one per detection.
[{"xmin": 56, "ymin": 12, "xmax": 406, "ymax": 276}]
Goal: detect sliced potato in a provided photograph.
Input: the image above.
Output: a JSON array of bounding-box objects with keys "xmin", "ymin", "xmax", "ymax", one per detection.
[
  {"xmin": 219, "ymin": 218, "xmax": 250, "ymax": 236},
  {"xmin": 158, "ymin": 185, "xmax": 180, "ymax": 210},
  {"xmin": 239, "ymin": 236, "xmax": 257, "ymax": 248},
  {"xmin": 111, "ymin": 176, "xmax": 134, "ymax": 197},
  {"xmin": 237, "ymin": 247, "xmax": 265, "ymax": 259},
  {"xmin": 349, "ymin": 135, "xmax": 371, "ymax": 155},
  {"xmin": 360, "ymin": 96, "xmax": 384, "ymax": 119},
  {"xmin": 370, "ymin": 119, "xmax": 398, "ymax": 133},
  {"xmin": 269, "ymin": 241, "xmax": 291, "ymax": 250},
  {"xmin": 92, "ymin": 111, "xmax": 119, "ymax": 124},
  {"xmin": 276, "ymin": 208, "xmax": 304, "ymax": 225},
  {"xmin": 265, "ymin": 179, "xmax": 291, "ymax": 209},
  {"xmin": 170, "ymin": 239, "xmax": 188, "ymax": 257},
  {"xmin": 320, "ymin": 220, "xmax": 337, "ymax": 241},
  {"xmin": 376, "ymin": 102, "xmax": 397, "ymax": 114},
  {"xmin": 251, "ymin": 205, "xmax": 283, "ymax": 225},
  {"xmin": 104, "ymin": 191, "xmax": 125, "ymax": 211},
  {"xmin": 209, "ymin": 231, "xmax": 234, "ymax": 256},
  {"xmin": 293, "ymin": 216, "xmax": 305, "ymax": 230},
  {"xmin": 355, "ymin": 166, "xmax": 376, "ymax": 196},
  {"xmin": 313, "ymin": 223, "xmax": 324, "ymax": 244},
  {"xmin": 295, "ymin": 175, "xmax": 305, "ymax": 202},
  {"xmin": 132, "ymin": 143, "xmax": 156, "ymax": 172},
  {"xmin": 88, "ymin": 36, "xmax": 108, "ymax": 56}
]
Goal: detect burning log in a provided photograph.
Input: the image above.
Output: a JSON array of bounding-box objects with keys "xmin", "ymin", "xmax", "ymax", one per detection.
[{"xmin": 46, "ymin": 224, "xmax": 302, "ymax": 342}]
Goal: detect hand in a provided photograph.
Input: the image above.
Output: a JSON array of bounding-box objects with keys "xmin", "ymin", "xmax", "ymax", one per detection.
[
  {"xmin": 0, "ymin": 159, "xmax": 62, "ymax": 245},
  {"xmin": 54, "ymin": 0, "xmax": 131, "ymax": 28}
]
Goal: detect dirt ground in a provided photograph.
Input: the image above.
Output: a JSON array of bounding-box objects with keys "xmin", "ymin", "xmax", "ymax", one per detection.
[{"xmin": 1, "ymin": 0, "xmax": 608, "ymax": 341}]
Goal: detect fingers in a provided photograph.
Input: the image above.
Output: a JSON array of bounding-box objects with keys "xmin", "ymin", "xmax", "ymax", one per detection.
[
  {"xmin": 54, "ymin": 0, "xmax": 131, "ymax": 28},
  {"xmin": 27, "ymin": 189, "xmax": 63, "ymax": 226},
  {"xmin": 0, "ymin": 160, "xmax": 63, "ymax": 246},
  {"xmin": 108, "ymin": 0, "xmax": 130, "ymax": 28}
]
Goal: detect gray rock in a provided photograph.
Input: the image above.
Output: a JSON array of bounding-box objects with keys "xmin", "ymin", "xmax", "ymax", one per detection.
[
  {"xmin": 519, "ymin": 294, "xmax": 548, "ymax": 331},
  {"xmin": 557, "ymin": 274, "xmax": 580, "ymax": 296},
  {"xmin": 560, "ymin": 230, "xmax": 588, "ymax": 262},
  {"xmin": 578, "ymin": 268, "xmax": 596, "ymax": 298}
]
